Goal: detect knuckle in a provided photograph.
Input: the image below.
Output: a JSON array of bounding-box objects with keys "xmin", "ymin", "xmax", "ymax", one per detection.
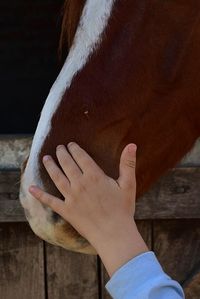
[
  {"xmin": 57, "ymin": 177, "xmax": 67, "ymax": 189},
  {"xmin": 59, "ymin": 158, "xmax": 69, "ymax": 170},
  {"xmin": 82, "ymin": 157, "xmax": 90, "ymax": 166},
  {"xmin": 46, "ymin": 197, "xmax": 53, "ymax": 206},
  {"xmin": 70, "ymin": 169, "xmax": 81, "ymax": 178},
  {"xmin": 75, "ymin": 181, "xmax": 87, "ymax": 193},
  {"xmin": 36, "ymin": 189, "xmax": 43, "ymax": 199},
  {"xmin": 125, "ymin": 159, "xmax": 136, "ymax": 169},
  {"xmin": 44, "ymin": 162, "xmax": 54, "ymax": 174},
  {"xmin": 40, "ymin": 192, "xmax": 49, "ymax": 203},
  {"xmin": 52, "ymin": 171, "xmax": 61, "ymax": 182},
  {"xmin": 66, "ymin": 201, "xmax": 75, "ymax": 216},
  {"xmin": 87, "ymin": 172, "xmax": 100, "ymax": 183}
]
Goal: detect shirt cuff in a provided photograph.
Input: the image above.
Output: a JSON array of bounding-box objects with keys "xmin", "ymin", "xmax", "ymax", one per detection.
[{"xmin": 105, "ymin": 251, "xmax": 184, "ymax": 299}]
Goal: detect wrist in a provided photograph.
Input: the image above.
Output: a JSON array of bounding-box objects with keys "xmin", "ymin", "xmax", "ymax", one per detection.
[{"xmin": 91, "ymin": 219, "xmax": 149, "ymax": 277}]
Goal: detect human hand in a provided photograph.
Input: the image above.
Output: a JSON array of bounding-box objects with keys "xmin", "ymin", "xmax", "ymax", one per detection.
[{"xmin": 29, "ymin": 142, "xmax": 148, "ymax": 276}]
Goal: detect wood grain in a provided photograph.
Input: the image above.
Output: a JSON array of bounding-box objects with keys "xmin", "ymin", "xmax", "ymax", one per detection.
[
  {"xmin": 0, "ymin": 169, "xmax": 26, "ymax": 222},
  {"xmin": 0, "ymin": 136, "xmax": 32, "ymax": 170},
  {"xmin": 184, "ymin": 268, "xmax": 200, "ymax": 299},
  {"xmin": 136, "ymin": 167, "xmax": 200, "ymax": 219},
  {"xmin": 0, "ymin": 136, "xmax": 199, "ymax": 169},
  {"xmin": 153, "ymin": 220, "xmax": 200, "ymax": 285},
  {"xmin": 0, "ymin": 170, "xmax": 19, "ymax": 201},
  {"xmin": 1, "ymin": 167, "xmax": 200, "ymax": 221},
  {"xmin": 0, "ymin": 223, "xmax": 45, "ymax": 299},
  {"xmin": 45, "ymin": 243, "xmax": 99, "ymax": 299},
  {"xmin": 0, "ymin": 200, "xmax": 26, "ymax": 222}
]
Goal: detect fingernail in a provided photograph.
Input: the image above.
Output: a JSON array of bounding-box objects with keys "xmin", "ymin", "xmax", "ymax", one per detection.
[
  {"xmin": 68, "ymin": 142, "xmax": 76, "ymax": 147},
  {"xmin": 128, "ymin": 144, "xmax": 137, "ymax": 153},
  {"xmin": 56, "ymin": 145, "xmax": 65, "ymax": 151},
  {"xmin": 43, "ymin": 155, "xmax": 51, "ymax": 162},
  {"xmin": 29, "ymin": 185, "xmax": 37, "ymax": 193}
]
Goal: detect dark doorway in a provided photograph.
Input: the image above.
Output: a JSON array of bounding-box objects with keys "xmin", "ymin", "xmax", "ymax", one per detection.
[{"xmin": 0, "ymin": 0, "xmax": 64, "ymax": 133}]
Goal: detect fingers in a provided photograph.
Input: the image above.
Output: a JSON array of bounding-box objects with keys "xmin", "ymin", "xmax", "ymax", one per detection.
[
  {"xmin": 56, "ymin": 145, "xmax": 83, "ymax": 181},
  {"xmin": 66, "ymin": 142, "xmax": 104, "ymax": 176},
  {"xmin": 43, "ymin": 155, "xmax": 70, "ymax": 195},
  {"xmin": 117, "ymin": 144, "xmax": 137, "ymax": 191},
  {"xmin": 29, "ymin": 185, "xmax": 65, "ymax": 217}
]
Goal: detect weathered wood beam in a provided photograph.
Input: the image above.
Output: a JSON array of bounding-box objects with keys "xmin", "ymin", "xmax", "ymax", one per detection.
[
  {"xmin": 0, "ymin": 167, "xmax": 200, "ymax": 222},
  {"xmin": 0, "ymin": 135, "xmax": 200, "ymax": 169},
  {"xmin": 136, "ymin": 167, "xmax": 200, "ymax": 219},
  {"xmin": 0, "ymin": 223, "xmax": 45, "ymax": 299},
  {"xmin": 0, "ymin": 135, "xmax": 32, "ymax": 170},
  {"xmin": 183, "ymin": 266, "xmax": 200, "ymax": 298}
]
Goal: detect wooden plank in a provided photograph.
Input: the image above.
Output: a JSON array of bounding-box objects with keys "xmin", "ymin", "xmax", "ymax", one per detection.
[
  {"xmin": 0, "ymin": 170, "xmax": 20, "ymax": 201},
  {"xmin": 100, "ymin": 220, "xmax": 152, "ymax": 299},
  {"xmin": 0, "ymin": 200, "xmax": 26, "ymax": 222},
  {"xmin": 0, "ymin": 136, "xmax": 199, "ymax": 169},
  {"xmin": 45, "ymin": 243, "xmax": 99, "ymax": 299},
  {"xmin": 184, "ymin": 268, "xmax": 200, "ymax": 299},
  {"xmin": 0, "ymin": 223, "xmax": 45, "ymax": 299},
  {"xmin": 0, "ymin": 135, "xmax": 31, "ymax": 170},
  {"xmin": 136, "ymin": 167, "xmax": 200, "ymax": 219},
  {"xmin": 178, "ymin": 138, "xmax": 200, "ymax": 167},
  {"xmin": 1, "ymin": 167, "xmax": 200, "ymax": 221},
  {"xmin": 0, "ymin": 169, "xmax": 26, "ymax": 222},
  {"xmin": 153, "ymin": 220, "xmax": 200, "ymax": 285}
]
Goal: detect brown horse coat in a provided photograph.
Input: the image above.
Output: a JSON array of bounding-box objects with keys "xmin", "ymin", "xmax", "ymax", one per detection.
[{"xmin": 20, "ymin": 0, "xmax": 200, "ymax": 254}]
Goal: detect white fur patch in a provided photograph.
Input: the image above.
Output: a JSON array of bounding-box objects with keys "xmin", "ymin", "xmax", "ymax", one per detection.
[{"xmin": 20, "ymin": 0, "xmax": 115, "ymax": 243}]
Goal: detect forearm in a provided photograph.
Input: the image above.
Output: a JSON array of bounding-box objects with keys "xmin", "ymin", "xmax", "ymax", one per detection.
[{"xmin": 90, "ymin": 218, "xmax": 149, "ymax": 277}]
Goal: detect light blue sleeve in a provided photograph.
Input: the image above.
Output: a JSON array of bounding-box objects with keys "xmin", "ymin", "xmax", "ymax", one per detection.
[{"xmin": 105, "ymin": 251, "xmax": 185, "ymax": 299}]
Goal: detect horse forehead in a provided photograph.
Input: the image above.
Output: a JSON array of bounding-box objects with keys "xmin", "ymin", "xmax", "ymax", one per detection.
[
  {"xmin": 39, "ymin": 0, "xmax": 200, "ymax": 151},
  {"xmin": 25, "ymin": 0, "xmax": 200, "ymax": 163},
  {"xmin": 24, "ymin": 0, "xmax": 200, "ymax": 173}
]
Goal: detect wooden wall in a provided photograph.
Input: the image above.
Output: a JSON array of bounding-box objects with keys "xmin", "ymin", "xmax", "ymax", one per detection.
[{"xmin": 0, "ymin": 136, "xmax": 200, "ymax": 298}]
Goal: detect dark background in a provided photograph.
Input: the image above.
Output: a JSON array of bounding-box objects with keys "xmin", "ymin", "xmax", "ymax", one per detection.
[{"xmin": 0, "ymin": 0, "xmax": 64, "ymax": 133}]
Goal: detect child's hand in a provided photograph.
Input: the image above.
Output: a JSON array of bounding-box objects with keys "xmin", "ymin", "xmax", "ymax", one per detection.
[
  {"xmin": 29, "ymin": 142, "xmax": 148, "ymax": 277},
  {"xmin": 29, "ymin": 142, "xmax": 137, "ymax": 240}
]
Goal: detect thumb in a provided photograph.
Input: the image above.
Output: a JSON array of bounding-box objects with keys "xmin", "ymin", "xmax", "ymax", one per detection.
[{"xmin": 117, "ymin": 143, "xmax": 137, "ymax": 190}]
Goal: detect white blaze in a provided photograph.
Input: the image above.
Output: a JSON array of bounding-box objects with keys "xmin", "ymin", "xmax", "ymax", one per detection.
[{"xmin": 20, "ymin": 0, "xmax": 115, "ymax": 239}]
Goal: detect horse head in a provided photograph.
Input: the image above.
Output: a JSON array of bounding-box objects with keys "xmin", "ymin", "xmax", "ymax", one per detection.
[{"xmin": 20, "ymin": 0, "xmax": 200, "ymax": 254}]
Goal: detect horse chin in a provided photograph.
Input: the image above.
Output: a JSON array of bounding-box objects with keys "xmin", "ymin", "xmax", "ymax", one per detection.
[
  {"xmin": 19, "ymin": 172, "xmax": 97, "ymax": 255},
  {"xmin": 30, "ymin": 213, "xmax": 97, "ymax": 255}
]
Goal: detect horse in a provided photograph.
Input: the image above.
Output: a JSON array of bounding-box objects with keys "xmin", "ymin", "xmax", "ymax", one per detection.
[{"xmin": 19, "ymin": 0, "xmax": 200, "ymax": 254}]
